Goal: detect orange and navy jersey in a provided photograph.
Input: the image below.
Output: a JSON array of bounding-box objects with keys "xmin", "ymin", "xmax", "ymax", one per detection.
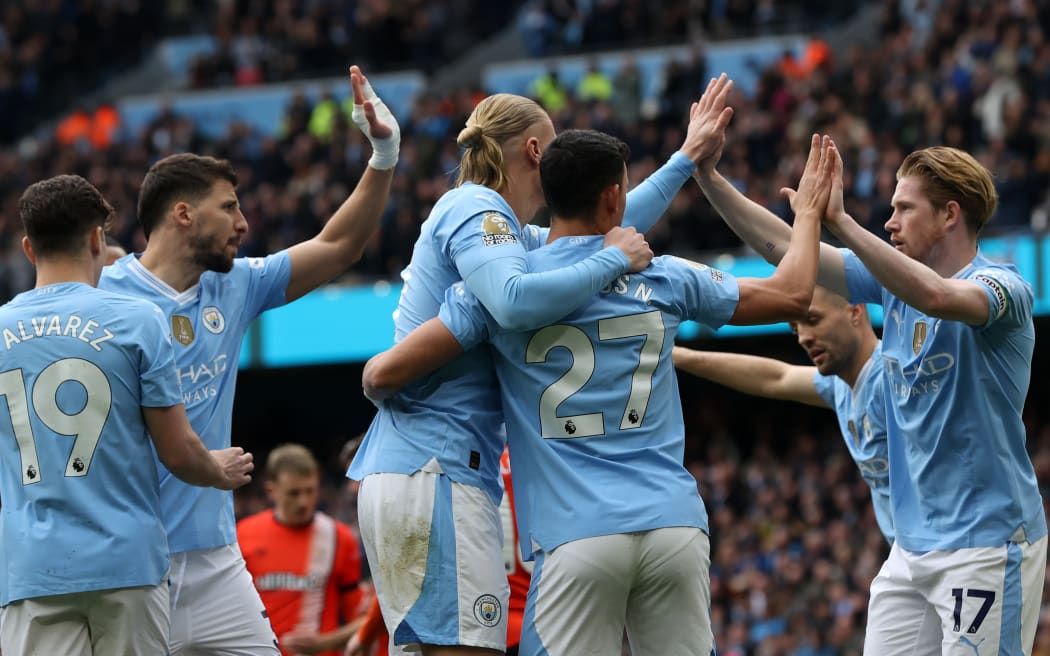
[
  {"xmin": 500, "ymin": 449, "xmax": 532, "ymax": 648},
  {"xmin": 238, "ymin": 509, "xmax": 362, "ymax": 656}
]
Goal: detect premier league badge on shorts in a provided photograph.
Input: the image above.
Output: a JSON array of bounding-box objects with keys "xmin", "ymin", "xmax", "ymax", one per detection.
[{"xmin": 473, "ymin": 594, "xmax": 502, "ymax": 627}]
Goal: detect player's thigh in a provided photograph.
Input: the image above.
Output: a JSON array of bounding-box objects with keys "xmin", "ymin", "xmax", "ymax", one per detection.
[
  {"xmin": 928, "ymin": 537, "xmax": 1047, "ymax": 656},
  {"xmin": 625, "ymin": 527, "xmax": 713, "ymax": 656},
  {"xmin": 0, "ymin": 593, "xmax": 91, "ymax": 656},
  {"xmin": 168, "ymin": 544, "xmax": 279, "ymax": 656},
  {"xmin": 864, "ymin": 544, "xmax": 941, "ymax": 656},
  {"xmin": 359, "ymin": 471, "xmax": 509, "ymax": 652},
  {"xmin": 87, "ymin": 581, "xmax": 169, "ymax": 656},
  {"xmin": 520, "ymin": 533, "xmax": 634, "ymax": 656}
]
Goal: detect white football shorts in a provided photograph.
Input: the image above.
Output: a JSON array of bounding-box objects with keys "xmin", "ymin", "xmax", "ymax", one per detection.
[
  {"xmin": 864, "ymin": 536, "xmax": 1047, "ymax": 655},
  {"xmin": 357, "ymin": 465, "xmax": 509, "ymax": 652}
]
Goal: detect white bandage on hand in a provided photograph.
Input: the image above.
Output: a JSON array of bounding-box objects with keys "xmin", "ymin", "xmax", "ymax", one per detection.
[{"xmin": 350, "ymin": 78, "xmax": 401, "ymax": 170}]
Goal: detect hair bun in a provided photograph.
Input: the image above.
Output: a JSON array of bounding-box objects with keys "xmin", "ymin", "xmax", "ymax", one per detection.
[{"xmin": 457, "ymin": 124, "xmax": 484, "ymax": 149}]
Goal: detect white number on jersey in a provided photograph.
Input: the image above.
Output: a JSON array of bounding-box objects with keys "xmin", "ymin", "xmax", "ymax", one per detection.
[
  {"xmin": 526, "ymin": 310, "xmax": 665, "ymax": 438},
  {"xmin": 0, "ymin": 359, "xmax": 113, "ymax": 484}
]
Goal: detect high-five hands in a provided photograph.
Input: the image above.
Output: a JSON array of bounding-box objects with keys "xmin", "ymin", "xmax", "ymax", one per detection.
[
  {"xmin": 349, "ymin": 65, "xmax": 401, "ymax": 170},
  {"xmin": 781, "ymin": 134, "xmax": 836, "ymax": 220},
  {"xmin": 681, "ymin": 73, "xmax": 735, "ymax": 174}
]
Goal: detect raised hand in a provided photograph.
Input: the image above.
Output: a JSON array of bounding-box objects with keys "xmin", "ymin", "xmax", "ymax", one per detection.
[
  {"xmin": 823, "ymin": 138, "xmax": 851, "ymax": 230},
  {"xmin": 681, "ymin": 73, "xmax": 735, "ymax": 173},
  {"xmin": 780, "ymin": 134, "xmax": 834, "ymax": 220},
  {"xmin": 349, "ymin": 65, "xmax": 401, "ymax": 170},
  {"xmin": 604, "ymin": 225, "xmax": 654, "ymax": 273}
]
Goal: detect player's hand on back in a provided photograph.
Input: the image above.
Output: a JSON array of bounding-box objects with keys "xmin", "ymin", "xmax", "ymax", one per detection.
[
  {"xmin": 681, "ymin": 73, "xmax": 735, "ymax": 173},
  {"xmin": 211, "ymin": 447, "xmax": 254, "ymax": 490},
  {"xmin": 349, "ymin": 64, "xmax": 401, "ymax": 170},
  {"xmin": 604, "ymin": 225, "xmax": 653, "ymax": 273}
]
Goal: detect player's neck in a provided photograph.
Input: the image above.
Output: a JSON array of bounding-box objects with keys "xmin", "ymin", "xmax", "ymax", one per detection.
[
  {"xmin": 497, "ymin": 181, "xmax": 541, "ymax": 232},
  {"xmin": 840, "ymin": 332, "xmax": 878, "ymax": 388},
  {"xmin": 34, "ymin": 261, "xmax": 97, "ymax": 289},
  {"xmin": 923, "ymin": 233, "xmax": 978, "ymax": 279},
  {"xmin": 139, "ymin": 239, "xmax": 205, "ymax": 293},
  {"xmin": 546, "ymin": 216, "xmax": 603, "ymax": 243},
  {"xmin": 273, "ymin": 509, "xmax": 313, "ymax": 528}
]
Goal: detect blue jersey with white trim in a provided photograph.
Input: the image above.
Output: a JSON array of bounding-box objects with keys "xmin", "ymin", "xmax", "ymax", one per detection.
[
  {"xmin": 0, "ymin": 283, "xmax": 182, "ymax": 603},
  {"xmin": 441, "ymin": 237, "xmax": 739, "ymax": 558},
  {"xmin": 842, "ymin": 251, "xmax": 1045, "ymax": 550},
  {"xmin": 349, "ymin": 154, "xmax": 695, "ymax": 502},
  {"xmin": 813, "ymin": 341, "xmax": 893, "ymax": 543},
  {"xmin": 99, "ymin": 252, "xmax": 290, "ymax": 553}
]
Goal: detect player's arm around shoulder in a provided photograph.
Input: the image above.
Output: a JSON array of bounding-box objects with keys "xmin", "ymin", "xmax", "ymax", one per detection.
[
  {"xmin": 363, "ymin": 283, "xmax": 488, "ymax": 401},
  {"xmin": 285, "ymin": 65, "xmax": 399, "ymax": 303},
  {"xmin": 362, "ymin": 317, "xmax": 465, "ymax": 402}
]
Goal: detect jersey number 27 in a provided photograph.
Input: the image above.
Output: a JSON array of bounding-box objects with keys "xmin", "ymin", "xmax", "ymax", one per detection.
[{"xmin": 527, "ymin": 310, "xmax": 664, "ymax": 439}]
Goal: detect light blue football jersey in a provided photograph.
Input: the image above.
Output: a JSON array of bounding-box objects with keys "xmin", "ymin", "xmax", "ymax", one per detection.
[
  {"xmin": 0, "ymin": 283, "xmax": 182, "ymax": 604},
  {"xmin": 842, "ymin": 251, "xmax": 1045, "ymax": 551},
  {"xmin": 440, "ymin": 236, "xmax": 740, "ymax": 558},
  {"xmin": 813, "ymin": 341, "xmax": 893, "ymax": 543},
  {"xmin": 349, "ymin": 154, "xmax": 696, "ymax": 502},
  {"xmin": 99, "ymin": 253, "xmax": 290, "ymax": 553}
]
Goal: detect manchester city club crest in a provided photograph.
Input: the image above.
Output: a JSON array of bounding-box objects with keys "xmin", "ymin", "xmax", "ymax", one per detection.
[
  {"xmin": 202, "ymin": 306, "xmax": 226, "ymax": 334},
  {"xmin": 473, "ymin": 594, "xmax": 502, "ymax": 627},
  {"xmin": 172, "ymin": 314, "xmax": 195, "ymax": 346}
]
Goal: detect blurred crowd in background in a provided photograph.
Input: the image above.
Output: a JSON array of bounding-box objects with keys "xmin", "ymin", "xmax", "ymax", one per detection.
[
  {"xmin": 2, "ymin": 0, "xmax": 1048, "ymax": 305},
  {"xmin": 2, "ymin": 1, "xmax": 1050, "ymax": 652}
]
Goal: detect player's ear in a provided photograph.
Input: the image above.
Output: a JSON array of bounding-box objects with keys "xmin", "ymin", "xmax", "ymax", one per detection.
[
  {"xmin": 21, "ymin": 236, "xmax": 37, "ymax": 265},
  {"xmin": 525, "ymin": 136, "xmax": 542, "ymax": 167},
  {"xmin": 601, "ymin": 182, "xmax": 621, "ymax": 214},
  {"xmin": 89, "ymin": 225, "xmax": 104, "ymax": 257},
  {"xmin": 942, "ymin": 200, "xmax": 962, "ymax": 232},
  {"xmin": 173, "ymin": 200, "xmax": 193, "ymax": 228}
]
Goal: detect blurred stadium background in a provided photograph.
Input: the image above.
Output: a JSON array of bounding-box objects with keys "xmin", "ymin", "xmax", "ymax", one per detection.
[{"xmin": 1, "ymin": 0, "xmax": 1048, "ymax": 653}]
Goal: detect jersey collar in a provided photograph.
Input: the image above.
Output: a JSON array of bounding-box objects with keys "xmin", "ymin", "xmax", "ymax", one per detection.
[{"xmin": 128, "ymin": 257, "xmax": 200, "ymax": 306}]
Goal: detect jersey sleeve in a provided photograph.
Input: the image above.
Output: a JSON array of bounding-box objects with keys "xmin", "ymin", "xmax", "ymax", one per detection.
[
  {"xmin": 840, "ymin": 248, "xmax": 884, "ymax": 305},
  {"xmin": 622, "ymin": 151, "xmax": 695, "ymax": 233},
  {"xmin": 812, "ymin": 370, "xmax": 838, "ymax": 408},
  {"xmin": 136, "ymin": 302, "xmax": 184, "ymax": 408},
  {"xmin": 666, "ymin": 257, "xmax": 740, "ymax": 329},
  {"xmin": 437, "ymin": 283, "xmax": 494, "ymax": 352},
  {"xmin": 443, "ymin": 209, "xmax": 631, "ymax": 331},
  {"xmin": 968, "ymin": 266, "xmax": 1033, "ymax": 330},
  {"xmin": 240, "ymin": 251, "xmax": 293, "ymax": 319}
]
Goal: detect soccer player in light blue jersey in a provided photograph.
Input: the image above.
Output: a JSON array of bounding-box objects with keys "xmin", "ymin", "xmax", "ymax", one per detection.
[
  {"xmin": 673, "ymin": 286, "xmax": 893, "ymax": 544},
  {"xmin": 0, "ymin": 175, "xmax": 253, "ymax": 656},
  {"xmin": 360, "ymin": 128, "xmax": 833, "ymax": 655},
  {"xmin": 348, "ymin": 77, "xmax": 736, "ymax": 655},
  {"xmin": 98, "ymin": 65, "xmax": 399, "ymax": 656},
  {"xmin": 696, "ymin": 127, "xmax": 1046, "ymax": 651}
]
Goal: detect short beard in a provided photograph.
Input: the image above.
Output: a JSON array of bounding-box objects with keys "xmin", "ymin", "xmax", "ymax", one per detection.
[{"xmin": 190, "ymin": 234, "xmax": 235, "ymax": 273}]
